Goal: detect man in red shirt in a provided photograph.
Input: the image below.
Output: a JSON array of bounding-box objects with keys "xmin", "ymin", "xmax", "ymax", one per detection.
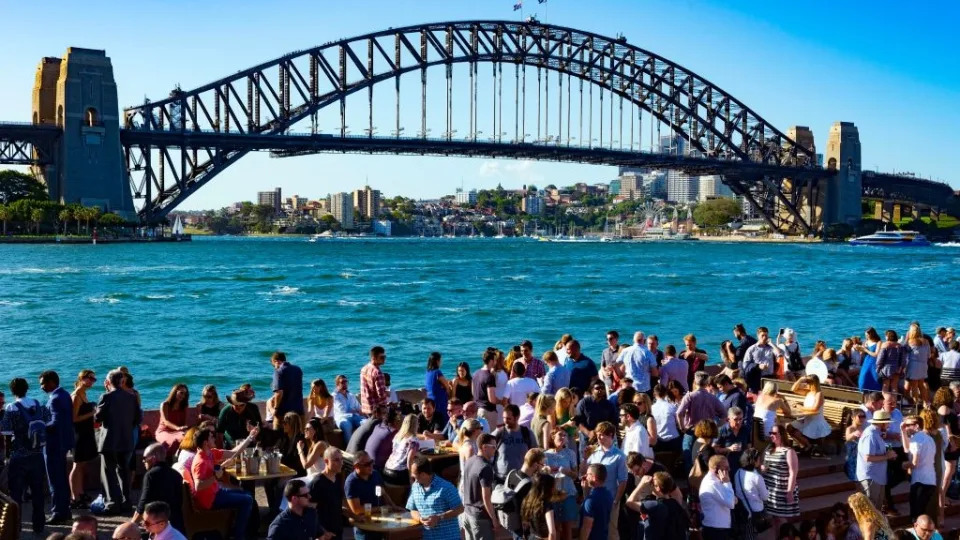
[
  {"xmin": 360, "ymin": 346, "xmax": 388, "ymax": 415},
  {"xmin": 189, "ymin": 430, "xmax": 255, "ymax": 540}
]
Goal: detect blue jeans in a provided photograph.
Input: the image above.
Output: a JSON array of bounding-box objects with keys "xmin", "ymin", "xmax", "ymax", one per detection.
[
  {"xmin": 214, "ymin": 488, "xmax": 254, "ymax": 539},
  {"xmin": 682, "ymin": 431, "xmax": 696, "ymax": 471},
  {"xmin": 338, "ymin": 413, "xmax": 364, "ymax": 442}
]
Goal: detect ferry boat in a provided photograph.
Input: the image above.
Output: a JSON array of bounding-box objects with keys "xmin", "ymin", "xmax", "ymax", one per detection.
[{"xmin": 849, "ymin": 230, "xmax": 931, "ymax": 247}]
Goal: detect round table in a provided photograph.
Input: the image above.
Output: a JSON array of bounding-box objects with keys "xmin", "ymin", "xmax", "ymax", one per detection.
[{"xmin": 354, "ymin": 509, "xmax": 423, "ymax": 539}]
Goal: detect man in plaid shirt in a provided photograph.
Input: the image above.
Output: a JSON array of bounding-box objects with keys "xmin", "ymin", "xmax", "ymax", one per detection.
[
  {"xmin": 406, "ymin": 455, "xmax": 463, "ymax": 540},
  {"xmin": 360, "ymin": 346, "xmax": 388, "ymax": 416}
]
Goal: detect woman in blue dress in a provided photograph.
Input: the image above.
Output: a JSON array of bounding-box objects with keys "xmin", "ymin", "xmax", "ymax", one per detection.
[
  {"xmin": 857, "ymin": 327, "xmax": 883, "ymax": 392},
  {"xmin": 424, "ymin": 351, "xmax": 450, "ymax": 424}
]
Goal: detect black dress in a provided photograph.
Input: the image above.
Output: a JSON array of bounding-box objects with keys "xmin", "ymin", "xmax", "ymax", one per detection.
[
  {"xmin": 942, "ymin": 411, "xmax": 960, "ymax": 461},
  {"xmin": 73, "ymin": 400, "xmax": 97, "ymax": 462},
  {"xmin": 454, "ymin": 381, "xmax": 473, "ymax": 404}
]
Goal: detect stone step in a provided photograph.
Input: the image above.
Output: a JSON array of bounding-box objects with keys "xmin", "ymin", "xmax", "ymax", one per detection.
[
  {"xmin": 799, "ymin": 482, "xmax": 910, "ymax": 521},
  {"xmin": 795, "ymin": 471, "xmax": 857, "ymax": 499}
]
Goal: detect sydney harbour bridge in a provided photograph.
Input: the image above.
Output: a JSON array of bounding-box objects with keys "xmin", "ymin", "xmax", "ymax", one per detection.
[{"xmin": 0, "ymin": 20, "xmax": 955, "ymax": 234}]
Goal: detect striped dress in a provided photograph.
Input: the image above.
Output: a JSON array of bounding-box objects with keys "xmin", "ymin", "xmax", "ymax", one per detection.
[{"xmin": 762, "ymin": 446, "xmax": 799, "ymax": 517}]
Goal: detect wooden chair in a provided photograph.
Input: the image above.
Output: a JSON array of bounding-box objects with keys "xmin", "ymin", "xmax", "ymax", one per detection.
[
  {"xmin": 181, "ymin": 483, "xmax": 233, "ymax": 540},
  {"xmin": 0, "ymin": 490, "xmax": 20, "ymax": 540}
]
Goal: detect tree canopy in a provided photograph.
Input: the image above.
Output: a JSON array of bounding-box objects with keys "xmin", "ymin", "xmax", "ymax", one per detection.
[
  {"xmin": 0, "ymin": 170, "xmax": 48, "ymax": 203},
  {"xmin": 692, "ymin": 197, "xmax": 742, "ymax": 229}
]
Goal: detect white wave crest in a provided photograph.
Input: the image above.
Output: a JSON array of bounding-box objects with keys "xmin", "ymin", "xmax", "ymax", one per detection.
[{"xmin": 87, "ymin": 296, "xmax": 120, "ymax": 304}]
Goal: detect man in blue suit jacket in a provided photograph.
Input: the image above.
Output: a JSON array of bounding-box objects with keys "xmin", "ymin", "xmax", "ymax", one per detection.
[{"xmin": 40, "ymin": 370, "xmax": 75, "ymax": 524}]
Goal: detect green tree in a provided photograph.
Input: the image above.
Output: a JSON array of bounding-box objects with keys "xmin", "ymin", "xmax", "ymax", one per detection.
[
  {"xmin": 0, "ymin": 204, "xmax": 9, "ymax": 235},
  {"xmin": 58, "ymin": 208, "xmax": 72, "ymax": 235},
  {"xmin": 692, "ymin": 198, "xmax": 742, "ymax": 229},
  {"xmin": 30, "ymin": 208, "xmax": 45, "ymax": 234},
  {"xmin": 319, "ymin": 214, "xmax": 339, "ymax": 231},
  {"xmin": 99, "ymin": 213, "xmax": 125, "ymax": 227},
  {"xmin": 0, "ymin": 170, "xmax": 48, "ymax": 203}
]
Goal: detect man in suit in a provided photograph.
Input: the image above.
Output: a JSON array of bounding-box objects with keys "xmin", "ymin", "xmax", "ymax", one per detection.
[
  {"xmin": 40, "ymin": 370, "xmax": 75, "ymax": 524},
  {"xmin": 95, "ymin": 368, "xmax": 143, "ymax": 514}
]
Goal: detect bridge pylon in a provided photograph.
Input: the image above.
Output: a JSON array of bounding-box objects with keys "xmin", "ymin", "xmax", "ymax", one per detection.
[
  {"xmin": 31, "ymin": 48, "xmax": 135, "ymax": 220},
  {"xmin": 823, "ymin": 121, "xmax": 862, "ymax": 228}
]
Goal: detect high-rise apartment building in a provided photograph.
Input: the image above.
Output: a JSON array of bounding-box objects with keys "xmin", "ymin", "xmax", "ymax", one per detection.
[
  {"xmin": 330, "ymin": 192, "xmax": 354, "ymax": 229},
  {"xmin": 667, "ymin": 171, "xmax": 698, "ymax": 203},
  {"xmin": 455, "ymin": 188, "xmax": 477, "ymax": 205},
  {"xmin": 521, "ymin": 194, "xmax": 544, "ymax": 215},
  {"xmin": 697, "ymin": 175, "xmax": 733, "ymax": 201},
  {"xmin": 619, "ymin": 172, "xmax": 644, "ymax": 200},
  {"xmin": 352, "ymin": 185, "xmax": 381, "ymax": 219},
  {"xmin": 257, "ymin": 187, "xmax": 282, "ymax": 215}
]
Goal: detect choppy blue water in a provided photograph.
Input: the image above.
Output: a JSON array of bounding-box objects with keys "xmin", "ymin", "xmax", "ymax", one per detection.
[{"xmin": 1, "ymin": 237, "xmax": 958, "ymax": 405}]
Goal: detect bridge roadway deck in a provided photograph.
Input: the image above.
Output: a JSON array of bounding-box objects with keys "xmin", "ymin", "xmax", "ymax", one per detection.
[{"xmin": 118, "ymin": 129, "xmax": 833, "ymax": 181}]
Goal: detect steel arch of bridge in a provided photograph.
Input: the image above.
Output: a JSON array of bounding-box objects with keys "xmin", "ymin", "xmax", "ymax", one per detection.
[{"xmin": 123, "ymin": 20, "xmax": 819, "ymax": 226}]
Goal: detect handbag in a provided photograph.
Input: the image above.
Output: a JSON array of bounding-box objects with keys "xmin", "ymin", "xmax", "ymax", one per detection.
[
  {"xmin": 687, "ymin": 446, "xmax": 707, "ymax": 495},
  {"xmin": 735, "ymin": 469, "xmax": 773, "ymax": 534}
]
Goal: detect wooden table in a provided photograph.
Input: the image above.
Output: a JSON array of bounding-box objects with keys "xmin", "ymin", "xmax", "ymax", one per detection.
[
  {"xmin": 354, "ymin": 509, "xmax": 422, "ymax": 539},
  {"xmin": 233, "ymin": 462, "xmax": 298, "ymax": 483}
]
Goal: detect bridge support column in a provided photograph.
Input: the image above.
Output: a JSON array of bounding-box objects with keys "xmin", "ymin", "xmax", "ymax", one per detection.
[
  {"xmin": 823, "ymin": 121, "xmax": 862, "ymax": 227},
  {"xmin": 892, "ymin": 203, "xmax": 902, "ymax": 223},
  {"xmin": 873, "ymin": 200, "xmax": 883, "ymax": 220},
  {"xmin": 32, "ymin": 48, "xmax": 135, "ymax": 220}
]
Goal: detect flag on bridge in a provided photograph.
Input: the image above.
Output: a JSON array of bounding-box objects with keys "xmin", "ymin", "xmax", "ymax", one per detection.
[{"xmin": 514, "ymin": 0, "xmax": 523, "ymax": 11}]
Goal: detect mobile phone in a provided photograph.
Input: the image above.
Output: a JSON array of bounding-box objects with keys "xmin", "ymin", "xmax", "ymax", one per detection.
[{"xmin": 778, "ymin": 328, "xmax": 784, "ymax": 336}]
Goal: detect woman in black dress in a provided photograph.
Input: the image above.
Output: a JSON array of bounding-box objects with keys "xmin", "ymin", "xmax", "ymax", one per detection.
[
  {"xmin": 70, "ymin": 370, "xmax": 98, "ymax": 508},
  {"xmin": 452, "ymin": 361, "xmax": 474, "ymax": 404}
]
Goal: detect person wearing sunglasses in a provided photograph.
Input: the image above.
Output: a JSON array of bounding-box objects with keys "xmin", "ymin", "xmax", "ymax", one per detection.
[
  {"xmin": 143, "ymin": 501, "xmax": 186, "ymax": 540},
  {"xmin": 344, "ymin": 450, "xmax": 403, "ymax": 539},
  {"xmin": 267, "ymin": 479, "xmax": 335, "ymax": 540}
]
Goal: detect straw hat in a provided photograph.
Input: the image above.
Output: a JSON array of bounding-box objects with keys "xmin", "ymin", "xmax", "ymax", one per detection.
[{"xmin": 869, "ymin": 410, "xmax": 892, "ymax": 424}]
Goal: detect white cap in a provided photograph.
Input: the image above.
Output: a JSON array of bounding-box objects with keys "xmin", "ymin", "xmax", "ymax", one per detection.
[{"xmin": 783, "ymin": 328, "xmax": 796, "ymax": 339}]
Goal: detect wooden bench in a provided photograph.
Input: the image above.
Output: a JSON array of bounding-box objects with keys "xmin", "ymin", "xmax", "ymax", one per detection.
[
  {"xmin": 0, "ymin": 490, "xmax": 20, "ymax": 540},
  {"xmin": 761, "ymin": 377, "xmax": 902, "ymax": 406}
]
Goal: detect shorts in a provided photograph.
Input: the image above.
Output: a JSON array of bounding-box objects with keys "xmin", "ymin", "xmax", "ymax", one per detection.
[{"xmin": 552, "ymin": 495, "xmax": 578, "ymax": 523}]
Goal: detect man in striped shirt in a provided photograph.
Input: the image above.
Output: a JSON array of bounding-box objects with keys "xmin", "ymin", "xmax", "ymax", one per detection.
[
  {"xmin": 360, "ymin": 346, "xmax": 388, "ymax": 416},
  {"xmin": 406, "ymin": 455, "xmax": 463, "ymax": 540}
]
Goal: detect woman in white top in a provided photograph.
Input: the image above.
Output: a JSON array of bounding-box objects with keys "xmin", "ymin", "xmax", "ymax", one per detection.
[
  {"xmin": 778, "ymin": 328, "xmax": 804, "ymax": 381},
  {"xmin": 734, "ymin": 448, "xmax": 769, "ymax": 540},
  {"xmin": 788, "ymin": 375, "xmax": 832, "ymax": 457},
  {"xmin": 651, "ymin": 384, "xmax": 681, "ymax": 452},
  {"xmin": 494, "ymin": 350, "xmax": 509, "ymax": 417},
  {"xmin": 383, "ymin": 414, "xmax": 420, "ymax": 485},
  {"xmin": 753, "ymin": 381, "xmax": 793, "ymax": 438},
  {"xmin": 505, "ymin": 362, "xmax": 541, "ymax": 407},
  {"xmin": 297, "ymin": 418, "xmax": 329, "ymax": 476}
]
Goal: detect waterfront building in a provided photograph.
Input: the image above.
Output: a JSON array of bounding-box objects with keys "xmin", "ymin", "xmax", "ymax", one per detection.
[
  {"xmin": 667, "ymin": 171, "xmax": 698, "ymax": 203},
  {"xmin": 287, "ymin": 194, "xmax": 307, "ymax": 212},
  {"xmin": 522, "ymin": 194, "xmax": 545, "ymax": 215},
  {"xmin": 608, "ymin": 178, "xmax": 621, "ymax": 196},
  {"xmin": 374, "ymin": 220, "xmax": 392, "ymax": 236},
  {"xmin": 258, "ymin": 187, "xmax": 282, "ymax": 215},
  {"xmin": 455, "ymin": 188, "xmax": 477, "ymax": 206},
  {"xmin": 330, "ymin": 192, "xmax": 354, "ymax": 230},
  {"xmin": 619, "ymin": 172, "xmax": 644, "ymax": 201},
  {"xmin": 697, "ymin": 175, "xmax": 733, "ymax": 202},
  {"xmin": 352, "ymin": 185, "xmax": 381, "ymax": 219}
]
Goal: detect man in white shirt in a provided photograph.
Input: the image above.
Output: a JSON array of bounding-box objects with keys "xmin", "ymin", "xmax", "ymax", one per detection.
[
  {"xmin": 901, "ymin": 415, "xmax": 937, "ymax": 523},
  {"xmin": 505, "ymin": 363, "xmax": 540, "ymax": 407},
  {"xmin": 143, "ymin": 501, "xmax": 187, "ymax": 540},
  {"xmin": 698, "ymin": 455, "xmax": 736, "ymax": 540},
  {"xmin": 619, "ymin": 403, "xmax": 653, "ymax": 459}
]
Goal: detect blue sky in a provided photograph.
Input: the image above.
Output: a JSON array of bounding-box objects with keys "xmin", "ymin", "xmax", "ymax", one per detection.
[{"xmin": 1, "ymin": 0, "xmax": 957, "ymax": 210}]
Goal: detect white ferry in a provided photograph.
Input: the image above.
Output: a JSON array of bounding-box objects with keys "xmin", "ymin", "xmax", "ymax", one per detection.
[{"xmin": 849, "ymin": 230, "xmax": 931, "ymax": 247}]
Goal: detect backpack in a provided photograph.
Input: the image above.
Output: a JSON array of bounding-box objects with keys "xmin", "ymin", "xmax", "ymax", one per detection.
[
  {"xmin": 491, "ymin": 469, "xmax": 532, "ymax": 533},
  {"xmin": 14, "ymin": 401, "xmax": 47, "ymax": 451}
]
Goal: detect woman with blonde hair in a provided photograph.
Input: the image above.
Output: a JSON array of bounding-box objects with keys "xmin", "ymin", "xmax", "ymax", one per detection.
[
  {"xmin": 456, "ymin": 419, "xmax": 483, "ymax": 474},
  {"xmin": 788, "ymin": 375, "xmax": 831, "ymax": 457},
  {"xmin": 279, "ymin": 411, "xmax": 307, "ymax": 477},
  {"xmin": 753, "ymin": 381, "xmax": 793, "ymax": 438},
  {"xmin": 632, "ymin": 392, "xmax": 659, "ymax": 448},
  {"xmin": 847, "ymin": 492, "xmax": 894, "ymax": 539},
  {"xmin": 384, "ymin": 414, "xmax": 420, "ymax": 485},
  {"xmin": 554, "ymin": 334, "xmax": 573, "ymax": 365},
  {"xmin": 69, "ymin": 370, "xmax": 97, "ymax": 507},
  {"xmin": 918, "ymin": 408, "xmax": 945, "ymax": 525},
  {"xmin": 531, "ymin": 394, "xmax": 557, "ymax": 449},
  {"xmin": 196, "ymin": 384, "xmax": 223, "ymax": 424},
  {"xmin": 554, "ymin": 388, "xmax": 578, "ymax": 440},
  {"xmin": 904, "ymin": 322, "xmax": 933, "ymax": 407},
  {"xmin": 306, "ymin": 378, "xmax": 334, "ymax": 419},
  {"xmin": 155, "ymin": 383, "xmax": 190, "ymax": 453}
]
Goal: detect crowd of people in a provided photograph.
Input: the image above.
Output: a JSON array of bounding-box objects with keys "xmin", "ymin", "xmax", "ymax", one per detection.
[{"xmin": 0, "ymin": 323, "xmax": 958, "ymax": 540}]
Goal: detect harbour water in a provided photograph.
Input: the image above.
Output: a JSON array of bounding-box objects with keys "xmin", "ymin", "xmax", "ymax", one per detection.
[{"xmin": 1, "ymin": 237, "xmax": 957, "ymax": 405}]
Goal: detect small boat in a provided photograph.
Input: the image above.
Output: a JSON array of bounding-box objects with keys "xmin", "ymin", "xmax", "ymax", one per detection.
[{"xmin": 849, "ymin": 230, "xmax": 931, "ymax": 247}]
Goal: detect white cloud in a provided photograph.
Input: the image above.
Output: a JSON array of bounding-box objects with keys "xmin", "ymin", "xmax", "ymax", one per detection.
[{"xmin": 477, "ymin": 160, "xmax": 542, "ymax": 184}]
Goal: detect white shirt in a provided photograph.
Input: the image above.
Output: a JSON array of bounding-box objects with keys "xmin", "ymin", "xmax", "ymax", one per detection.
[
  {"xmin": 651, "ymin": 399, "xmax": 680, "ymax": 441},
  {"xmin": 735, "ymin": 469, "xmax": 768, "ymax": 516},
  {"xmin": 494, "ymin": 371, "xmax": 509, "ymax": 404},
  {"xmin": 908, "ymin": 430, "xmax": 937, "ymax": 486},
  {"xmin": 622, "ymin": 422, "xmax": 653, "ymax": 459},
  {"xmin": 942, "ymin": 350, "xmax": 960, "ymax": 370},
  {"xmin": 556, "ymin": 348, "xmax": 570, "ymax": 367},
  {"xmin": 505, "ymin": 377, "xmax": 540, "ymax": 407},
  {"xmin": 154, "ymin": 524, "xmax": 188, "ymax": 540},
  {"xmin": 333, "ymin": 391, "xmax": 361, "ymax": 421},
  {"xmin": 699, "ymin": 471, "xmax": 736, "ymax": 528}
]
